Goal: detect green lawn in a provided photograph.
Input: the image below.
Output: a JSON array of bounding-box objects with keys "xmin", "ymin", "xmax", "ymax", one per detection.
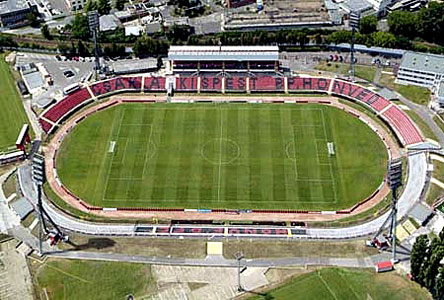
[
  {"xmin": 33, "ymin": 258, "xmax": 156, "ymax": 300},
  {"xmin": 379, "ymin": 73, "xmax": 431, "ymax": 106},
  {"xmin": 315, "ymin": 62, "xmax": 377, "ymax": 82},
  {"xmin": 250, "ymin": 268, "xmax": 430, "ymax": 300},
  {"xmin": 0, "ymin": 54, "xmax": 32, "ymax": 150},
  {"xmin": 57, "ymin": 103, "xmax": 387, "ymax": 210}
]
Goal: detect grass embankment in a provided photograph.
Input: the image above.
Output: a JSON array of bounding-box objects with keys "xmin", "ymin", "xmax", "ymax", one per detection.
[
  {"xmin": 2, "ymin": 172, "xmax": 16, "ymax": 198},
  {"xmin": 315, "ymin": 62, "xmax": 377, "ymax": 82},
  {"xmin": 379, "ymin": 73, "xmax": 431, "ymax": 106},
  {"xmin": 427, "ymin": 160, "xmax": 444, "ymax": 205},
  {"xmin": 249, "ymin": 268, "xmax": 430, "ymax": 300},
  {"xmin": 223, "ymin": 240, "xmax": 377, "ymax": 259},
  {"xmin": 0, "ymin": 54, "xmax": 32, "ymax": 150},
  {"xmin": 31, "ymin": 258, "xmax": 157, "ymax": 300}
]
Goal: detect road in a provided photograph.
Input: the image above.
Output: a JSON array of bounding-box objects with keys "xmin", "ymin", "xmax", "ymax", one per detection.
[{"xmin": 46, "ymin": 249, "xmax": 406, "ymax": 269}]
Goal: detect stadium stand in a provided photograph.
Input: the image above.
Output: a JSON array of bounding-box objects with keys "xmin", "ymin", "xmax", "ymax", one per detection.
[
  {"xmin": 144, "ymin": 76, "xmax": 166, "ymax": 91},
  {"xmin": 224, "ymin": 77, "xmax": 247, "ymax": 92},
  {"xmin": 331, "ymin": 80, "xmax": 390, "ymax": 112},
  {"xmin": 200, "ymin": 76, "xmax": 223, "ymax": 92},
  {"xmin": 38, "ymin": 75, "xmax": 424, "ymax": 147},
  {"xmin": 43, "ymin": 88, "xmax": 92, "ymax": 122},
  {"xmin": 38, "ymin": 119, "xmax": 52, "ymax": 133},
  {"xmin": 382, "ymin": 106, "xmax": 423, "ymax": 145},
  {"xmin": 175, "ymin": 76, "xmax": 199, "ymax": 91},
  {"xmin": 288, "ymin": 77, "xmax": 331, "ymax": 92},
  {"xmin": 89, "ymin": 76, "xmax": 142, "ymax": 97},
  {"xmin": 250, "ymin": 76, "xmax": 284, "ymax": 92}
]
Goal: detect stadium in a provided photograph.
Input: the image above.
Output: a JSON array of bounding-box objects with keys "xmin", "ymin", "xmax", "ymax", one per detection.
[{"xmin": 36, "ymin": 48, "xmax": 426, "ymax": 223}]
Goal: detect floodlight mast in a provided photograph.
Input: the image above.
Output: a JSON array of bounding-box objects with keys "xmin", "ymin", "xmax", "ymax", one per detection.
[
  {"xmin": 373, "ymin": 158, "xmax": 403, "ymax": 262},
  {"xmin": 349, "ymin": 12, "xmax": 360, "ymax": 82},
  {"xmin": 32, "ymin": 153, "xmax": 66, "ymax": 254},
  {"xmin": 88, "ymin": 11, "xmax": 100, "ymax": 78}
]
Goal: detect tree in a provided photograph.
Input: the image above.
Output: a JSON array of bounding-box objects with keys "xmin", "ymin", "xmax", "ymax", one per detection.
[
  {"xmin": 26, "ymin": 12, "xmax": 39, "ymax": 27},
  {"xmin": 77, "ymin": 40, "xmax": 90, "ymax": 56},
  {"xmin": 370, "ymin": 31, "xmax": 396, "ymax": 48},
  {"xmin": 326, "ymin": 30, "xmax": 351, "ymax": 45},
  {"xmin": 114, "ymin": 0, "xmax": 125, "ymax": 10},
  {"xmin": 84, "ymin": 0, "xmax": 98, "ymax": 12},
  {"xmin": 41, "ymin": 24, "xmax": 52, "ymax": 40},
  {"xmin": 359, "ymin": 15, "xmax": 377, "ymax": 35},
  {"xmin": 71, "ymin": 14, "xmax": 90, "ymax": 40},
  {"xmin": 97, "ymin": 0, "xmax": 111, "ymax": 15},
  {"xmin": 417, "ymin": 2, "xmax": 444, "ymax": 45},
  {"xmin": 133, "ymin": 36, "xmax": 168, "ymax": 57},
  {"xmin": 411, "ymin": 235, "xmax": 429, "ymax": 286},
  {"xmin": 387, "ymin": 11, "xmax": 418, "ymax": 39}
]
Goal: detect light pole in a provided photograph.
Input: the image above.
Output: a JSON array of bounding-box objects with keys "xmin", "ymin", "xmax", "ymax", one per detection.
[
  {"xmin": 234, "ymin": 251, "xmax": 246, "ymax": 292},
  {"xmin": 32, "ymin": 153, "xmax": 46, "ymax": 255},
  {"xmin": 88, "ymin": 11, "xmax": 100, "ymax": 78},
  {"xmin": 349, "ymin": 12, "xmax": 360, "ymax": 82}
]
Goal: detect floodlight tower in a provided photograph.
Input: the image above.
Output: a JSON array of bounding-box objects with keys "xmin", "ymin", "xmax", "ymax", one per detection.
[
  {"xmin": 234, "ymin": 251, "xmax": 247, "ymax": 292},
  {"xmin": 373, "ymin": 158, "xmax": 403, "ymax": 262},
  {"xmin": 349, "ymin": 12, "xmax": 360, "ymax": 82},
  {"xmin": 32, "ymin": 153, "xmax": 67, "ymax": 254},
  {"xmin": 88, "ymin": 11, "xmax": 100, "ymax": 77},
  {"xmin": 31, "ymin": 153, "xmax": 45, "ymax": 255},
  {"xmin": 387, "ymin": 158, "xmax": 403, "ymax": 262}
]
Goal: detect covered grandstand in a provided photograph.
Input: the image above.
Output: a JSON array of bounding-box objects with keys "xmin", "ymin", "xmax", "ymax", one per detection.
[{"xmin": 167, "ymin": 45, "xmax": 280, "ymax": 74}]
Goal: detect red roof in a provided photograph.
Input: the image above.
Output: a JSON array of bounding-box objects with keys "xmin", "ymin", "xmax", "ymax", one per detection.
[{"xmin": 376, "ymin": 261, "xmax": 393, "ymax": 269}]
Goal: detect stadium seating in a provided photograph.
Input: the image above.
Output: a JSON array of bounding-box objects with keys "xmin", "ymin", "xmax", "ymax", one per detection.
[
  {"xmin": 175, "ymin": 77, "xmax": 199, "ymax": 91},
  {"xmin": 224, "ymin": 77, "xmax": 247, "ymax": 92},
  {"xmin": 39, "ymin": 119, "xmax": 52, "ymax": 133},
  {"xmin": 144, "ymin": 76, "xmax": 166, "ymax": 91},
  {"xmin": 200, "ymin": 76, "xmax": 223, "ymax": 92},
  {"xmin": 90, "ymin": 76, "xmax": 142, "ymax": 97},
  {"xmin": 250, "ymin": 76, "xmax": 284, "ymax": 91},
  {"xmin": 331, "ymin": 80, "xmax": 390, "ymax": 112},
  {"xmin": 288, "ymin": 77, "xmax": 331, "ymax": 92},
  {"xmin": 43, "ymin": 88, "xmax": 92, "ymax": 123},
  {"xmin": 37, "ymin": 75, "xmax": 424, "ymax": 147},
  {"xmin": 382, "ymin": 106, "xmax": 423, "ymax": 145}
]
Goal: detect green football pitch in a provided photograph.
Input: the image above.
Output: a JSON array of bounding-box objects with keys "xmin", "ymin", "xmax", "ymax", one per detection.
[{"xmin": 57, "ymin": 103, "xmax": 387, "ymax": 210}]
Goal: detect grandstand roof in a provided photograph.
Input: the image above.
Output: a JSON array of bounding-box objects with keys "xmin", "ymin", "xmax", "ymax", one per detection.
[{"xmin": 168, "ymin": 46, "xmax": 279, "ymax": 62}]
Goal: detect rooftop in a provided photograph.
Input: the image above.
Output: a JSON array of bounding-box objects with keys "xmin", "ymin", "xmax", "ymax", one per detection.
[
  {"xmin": 400, "ymin": 51, "xmax": 444, "ymax": 75},
  {"xmin": 0, "ymin": 0, "xmax": 32, "ymax": 15},
  {"xmin": 99, "ymin": 14, "xmax": 120, "ymax": 32}
]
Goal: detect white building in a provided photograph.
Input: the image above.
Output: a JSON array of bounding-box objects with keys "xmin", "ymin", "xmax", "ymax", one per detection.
[
  {"xmin": 396, "ymin": 51, "xmax": 444, "ymax": 88},
  {"xmin": 65, "ymin": 0, "xmax": 86, "ymax": 11}
]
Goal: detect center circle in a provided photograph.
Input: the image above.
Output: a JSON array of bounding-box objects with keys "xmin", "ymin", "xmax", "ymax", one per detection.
[{"xmin": 201, "ymin": 138, "xmax": 240, "ymax": 165}]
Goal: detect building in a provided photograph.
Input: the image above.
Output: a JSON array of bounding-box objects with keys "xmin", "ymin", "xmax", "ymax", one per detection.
[
  {"xmin": 435, "ymin": 81, "xmax": 444, "ymax": 108},
  {"xmin": 99, "ymin": 14, "xmax": 121, "ymax": 32},
  {"xmin": 168, "ymin": 45, "xmax": 280, "ymax": 74},
  {"xmin": 0, "ymin": 0, "xmax": 38, "ymax": 28},
  {"xmin": 396, "ymin": 51, "xmax": 444, "ymax": 88},
  {"xmin": 65, "ymin": 0, "xmax": 86, "ymax": 11}
]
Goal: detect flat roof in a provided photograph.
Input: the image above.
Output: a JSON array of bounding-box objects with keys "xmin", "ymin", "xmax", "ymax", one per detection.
[
  {"xmin": 0, "ymin": 0, "xmax": 32, "ymax": 15},
  {"xmin": 168, "ymin": 46, "xmax": 279, "ymax": 62},
  {"xmin": 400, "ymin": 51, "xmax": 444, "ymax": 75}
]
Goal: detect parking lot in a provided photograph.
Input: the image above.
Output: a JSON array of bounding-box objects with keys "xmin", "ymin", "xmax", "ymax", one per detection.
[{"xmin": 15, "ymin": 53, "xmax": 95, "ymax": 108}]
